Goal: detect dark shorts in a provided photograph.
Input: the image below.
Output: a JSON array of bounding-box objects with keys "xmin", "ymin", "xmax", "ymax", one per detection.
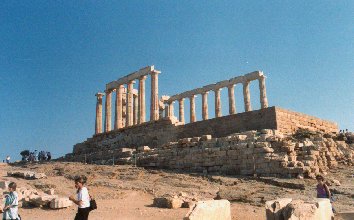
[{"xmin": 74, "ymin": 207, "xmax": 90, "ymax": 220}]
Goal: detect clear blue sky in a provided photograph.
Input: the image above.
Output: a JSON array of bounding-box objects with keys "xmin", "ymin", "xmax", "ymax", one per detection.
[{"xmin": 1, "ymin": 1, "xmax": 353, "ymax": 160}]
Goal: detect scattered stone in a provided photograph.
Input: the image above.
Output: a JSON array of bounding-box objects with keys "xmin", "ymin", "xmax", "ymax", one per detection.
[
  {"xmin": 50, "ymin": 198, "xmax": 73, "ymax": 209},
  {"xmin": 0, "ymin": 181, "xmax": 10, "ymax": 190},
  {"xmin": 200, "ymin": 135, "xmax": 212, "ymax": 141},
  {"xmin": 184, "ymin": 200, "xmax": 231, "ymax": 220},
  {"xmin": 265, "ymin": 198, "xmax": 292, "ymax": 220},
  {"xmin": 266, "ymin": 198, "xmax": 333, "ymax": 220},
  {"xmin": 153, "ymin": 196, "xmax": 183, "ymax": 209}
]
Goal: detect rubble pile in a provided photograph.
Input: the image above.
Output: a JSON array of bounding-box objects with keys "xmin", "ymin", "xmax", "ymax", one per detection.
[
  {"xmin": 7, "ymin": 171, "xmax": 46, "ymax": 179},
  {"xmin": 0, "ymin": 181, "xmax": 72, "ymax": 209}
]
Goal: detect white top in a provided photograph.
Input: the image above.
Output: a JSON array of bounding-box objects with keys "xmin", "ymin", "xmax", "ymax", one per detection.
[
  {"xmin": 77, "ymin": 187, "xmax": 90, "ymax": 208},
  {"xmin": 3, "ymin": 191, "xmax": 19, "ymax": 219}
]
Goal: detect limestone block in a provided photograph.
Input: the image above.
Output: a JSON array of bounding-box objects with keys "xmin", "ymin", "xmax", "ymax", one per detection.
[
  {"xmin": 0, "ymin": 181, "xmax": 10, "ymax": 190},
  {"xmin": 282, "ymin": 199, "xmax": 333, "ymax": 220},
  {"xmin": 50, "ymin": 197, "xmax": 73, "ymax": 209},
  {"xmin": 191, "ymin": 137, "xmax": 201, "ymax": 142},
  {"xmin": 30, "ymin": 194, "xmax": 58, "ymax": 207},
  {"xmin": 265, "ymin": 198, "xmax": 292, "ymax": 220},
  {"xmin": 138, "ymin": 146, "xmax": 151, "ymax": 152},
  {"xmin": 184, "ymin": 200, "xmax": 231, "ymax": 220},
  {"xmin": 45, "ymin": 188, "xmax": 55, "ymax": 195},
  {"xmin": 153, "ymin": 196, "xmax": 183, "ymax": 209},
  {"xmin": 200, "ymin": 135, "xmax": 212, "ymax": 141}
]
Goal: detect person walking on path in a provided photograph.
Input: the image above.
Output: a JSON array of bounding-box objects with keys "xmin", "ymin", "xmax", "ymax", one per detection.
[
  {"xmin": 69, "ymin": 176, "xmax": 90, "ymax": 220},
  {"xmin": 1, "ymin": 182, "xmax": 20, "ymax": 220}
]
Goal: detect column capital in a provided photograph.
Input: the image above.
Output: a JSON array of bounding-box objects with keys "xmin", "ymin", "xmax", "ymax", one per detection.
[
  {"xmin": 227, "ymin": 84, "xmax": 235, "ymax": 89},
  {"xmin": 150, "ymin": 70, "xmax": 161, "ymax": 76},
  {"xmin": 213, "ymin": 87, "xmax": 222, "ymax": 92},
  {"xmin": 201, "ymin": 91, "xmax": 209, "ymax": 95},
  {"xmin": 188, "ymin": 94, "xmax": 197, "ymax": 99},
  {"xmin": 104, "ymin": 89, "xmax": 114, "ymax": 94},
  {"xmin": 95, "ymin": 92, "xmax": 105, "ymax": 98},
  {"xmin": 139, "ymin": 75, "xmax": 148, "ymax": 80},
  {"xmin": 242, "ymin": 80, "xmax": 250, "ymax": 85}
]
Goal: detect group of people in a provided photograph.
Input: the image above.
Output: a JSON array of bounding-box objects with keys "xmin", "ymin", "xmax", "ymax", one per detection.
[
  {"xmin": 20, "ymin": 150, "xmax": 51, "ymax": 162},
  {"xmin": 1, "ymin": 176, "xmax": 93, "ymax": 220}
]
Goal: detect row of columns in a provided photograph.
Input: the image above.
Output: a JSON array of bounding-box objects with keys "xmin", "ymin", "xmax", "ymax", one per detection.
[
  {"xmin": 166, "ymin": 76, "xmax": 268, "ymax": 123},
  {"xmin": 95, "ymin": 70, "xmax": 160, "ymax": 134}
]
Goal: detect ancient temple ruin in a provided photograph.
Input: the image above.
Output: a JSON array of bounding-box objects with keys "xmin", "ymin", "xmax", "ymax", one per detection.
[{"xmin": 62, "ymin": 65, "xmax": 351, "ymax": 178}]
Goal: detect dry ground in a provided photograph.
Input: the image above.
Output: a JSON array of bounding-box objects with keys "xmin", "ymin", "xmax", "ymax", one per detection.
[{"xmin": 0, "ymin": 162, "xmax": 353, "ymax": 220}]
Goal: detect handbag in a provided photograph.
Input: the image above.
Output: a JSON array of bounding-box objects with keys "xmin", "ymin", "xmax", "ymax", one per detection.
[{"xmin": 89, "ymin": 198, "xmax": 97, "ymax": 211}]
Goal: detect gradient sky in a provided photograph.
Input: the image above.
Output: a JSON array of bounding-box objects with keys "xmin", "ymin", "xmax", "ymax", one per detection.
[{"xmin": 1, "ymin": 1, "xmax": 353, "ymax": 160}]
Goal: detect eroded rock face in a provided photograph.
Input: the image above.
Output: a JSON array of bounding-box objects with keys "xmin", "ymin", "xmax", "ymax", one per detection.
[{"xmin": 184, "ymin": 200, "xmax": 231, "ymax": 220}]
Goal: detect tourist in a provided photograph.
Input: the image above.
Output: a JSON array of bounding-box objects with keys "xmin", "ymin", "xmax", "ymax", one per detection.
[
  {"xmin": 1, "ymin": 182, "xmax": 20, "ymax": 220},
  {"xmin": 47, "ymin": 151, "xmax": 52, "ymax": 161},
  {"xmin": 69, "ymin": 176, "xmax": 90, "ymax": 220},
  {"xmin": 316, "ymin": 175, "xmax": 335, "ymax": 213},
  {"xmin": 5, "ymin": 156, "xmax": 10, "ymax": 163}
]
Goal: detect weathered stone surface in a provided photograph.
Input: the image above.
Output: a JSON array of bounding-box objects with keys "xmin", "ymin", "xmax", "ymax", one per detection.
[
  {"xmin": 266, "ymin": 198, "xmax": 333, "ymax": 220},
  {"xmin": 265, "ymin": 198, "xmax": 292, "ymax": 220},
  {"xmin": 153, "ymin": 196, "xmax": 183, "ymax": 209},
  {"xmin": 0, "ymin": 181, "xmax": 10, "ymax": 189},
  {"xmin": 184, "ymin": 200, "xmax": 231, "ymax": 220},
  {"xmin": 49, "ymin": 197, "xmax": 73, "ymax": 209}
]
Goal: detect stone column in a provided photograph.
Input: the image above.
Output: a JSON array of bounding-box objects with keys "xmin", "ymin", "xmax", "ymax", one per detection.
[
  {"xmin": 178, "ymin": 98, "xmax": 185, "ymax": 123},
  {"xmin": 95, "ymin": 93, "xmax": 105, "ymax": 134},
  {"xmin": 228, "ymin": 84, "xmax": 236, "ymax": 114},
  {"xmin": 258, "ymin": 75, "xmax": 268, "ymax": 108},
  {"xmin": 104, "ymin": 90, "xmax": 112, "ymax": 132},
  {"xmin": 126, "ymin": 80, "xmax": 134, "ymax": 126},
  {"xmin": 189, "ymin": 95, "xmax": 196, "ymax": 123},
  {"xmin": 168, "ymin": 101, "xmax": 174, "ymax": 118},
  {"xmin": 133, "ymin": 94, "xmax": 138, "ymax": 125},
  {"xmin": 150, "ymin": 71, "xmax": 160, "ymax": 121},
  {"xmin": 214, "ymin": 88, "xmax": 222, "ymax": 117},
  {"xmin": 138, "ymin": 75, "xmax": 147, "ymax": 124},
  {"xmin": 202, "ymin": 92, "xmax": 209, "ymax": 120},
  {"xmin": 243, "ymin": 80, "xmax": 252, "ymax": 112},
  {"xmin": 114, "ymin": 85, "xmax": 124, "ymax": 129}
]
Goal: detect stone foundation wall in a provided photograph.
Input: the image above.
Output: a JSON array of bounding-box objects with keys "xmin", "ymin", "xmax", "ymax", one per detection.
[
  {"xmin": 275, "ymin": 108, "xmax": 338, "ymax": 134},
  {"xmin": 70, "ymin": 107, "xmax": 338, "ymax": 163},
  {"xmin": 136, "ymin": 130, "xmax": 353, "ymax": 177}
]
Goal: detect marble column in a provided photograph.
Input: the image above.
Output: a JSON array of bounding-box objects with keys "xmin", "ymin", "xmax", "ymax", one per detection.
[
  {"xmin": 104, "ymin": 90, "xmax": 112, "ymax": 132},
  {"xmin": 258, "ymin": 75, "xmax": 268, "ymax": 108},
  {"xmin": 189, "ymin": 95, "xmax": 196, "ymax": 123},
  {"xmin": 178, "ymin": 98, "xmax": 185, "ymax": 123},
  {"xmin": 114, "ymin": 85, "xmax": 124, "ymax": 129},
  {"xmin": 126, "ymin": 80, "xmax": 134, "ymax": 126},
  {"xmin": 243, "ymin": 80, "xmax": 252, "ymax": 112},
  {"xmin": 202, "ymin": 92, "xmax": 209, "ymax": 120},
  {"xmin": 214, "ymin": 88, "xmax": 222, "ymax": 117},
  {"xmin": 228, "ymin": 84, "xmax": 236, "ymax": 115},
  {"xmin": 150, "ymin": 71, "xmax": 160, "ymax": 121},
  {"xmin": 168, "ymin": 101, "xmax": 174, "ymax": 118},
  {"xmin": 95, "ymin": 93, "xmax": 105, "ymax": 134},
  {"xmin": 133, "ymin": 94, "xmax": 138, "ymax": 125},
  {"xmin": 138, "ymin": 75, "xmax": 147, "ymax": 124}
]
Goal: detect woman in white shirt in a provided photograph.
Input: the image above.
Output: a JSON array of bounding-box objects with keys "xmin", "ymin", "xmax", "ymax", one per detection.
[{"xmin": 69, "ymin": 176, "xmax": 90, "ymax": 220}]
